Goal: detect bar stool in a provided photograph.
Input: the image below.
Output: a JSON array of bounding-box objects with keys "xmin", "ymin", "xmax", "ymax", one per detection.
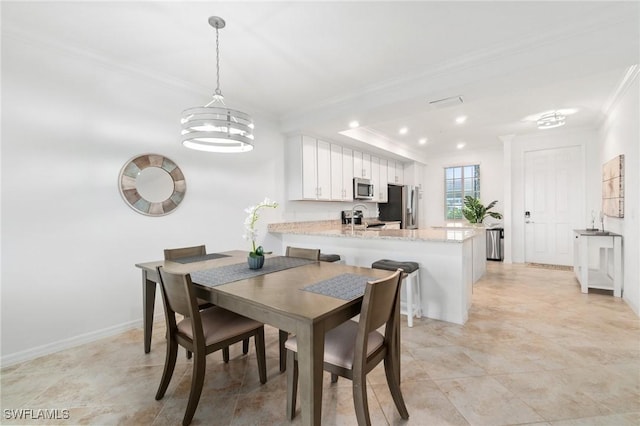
[
  {"xmin": 319, "ymin": 253, "xmax": 341, "ymax": 263},
  {"xmin": 371, "ymin": 259, "xmax": 422, "ymax": 327}
]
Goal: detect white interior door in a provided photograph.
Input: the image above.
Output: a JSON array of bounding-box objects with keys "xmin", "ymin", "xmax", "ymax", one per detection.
[{"xmin": 524, "ymin": 146, "xmax": 582, "ymax": 266}]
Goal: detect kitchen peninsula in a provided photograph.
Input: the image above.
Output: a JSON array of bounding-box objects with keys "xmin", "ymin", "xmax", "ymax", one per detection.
[{"xmin": 268, "ymin": 221, "xmax": 486, "ymax": 325}]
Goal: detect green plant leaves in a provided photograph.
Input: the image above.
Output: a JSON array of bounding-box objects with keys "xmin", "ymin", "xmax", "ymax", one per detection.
[{"xmin": 463, "ymin": 196, "xmax": 503, "ymax": 223}]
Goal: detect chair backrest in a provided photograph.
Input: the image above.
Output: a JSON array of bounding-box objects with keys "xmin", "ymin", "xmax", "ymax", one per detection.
[
  {"xmin": 156, "ymin": 267, "xmax": 199, "ymax": 319},
  {"xmin": 164, "ymin": 245, "xmax": 206, "ymax": 261},
  {"xmin": 156, "ymin": 266, "xmax": 205, "ymax": 349},
  {"xmin": 355, "ymin": 269, "xmax": 403, "ymax": 364},
  {"xmin": 285, "ymin": 246, "xmax": 320, "ymax": 261}
]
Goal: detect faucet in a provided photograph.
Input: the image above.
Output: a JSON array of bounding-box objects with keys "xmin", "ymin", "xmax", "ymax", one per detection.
[{"xmin": 351, "ymin": 204, "xmax": 368, "ymax": 233}]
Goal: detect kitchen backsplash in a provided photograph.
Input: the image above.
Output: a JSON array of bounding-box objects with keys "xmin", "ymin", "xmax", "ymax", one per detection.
[{"xmin": 282, "ymin": 200, "xmax": 378, "ymax": 222}]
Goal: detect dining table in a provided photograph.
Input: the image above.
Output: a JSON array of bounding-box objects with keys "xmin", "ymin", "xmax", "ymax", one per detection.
[{"xmin": 135, "ymin": 250, "xmax": 393, "ymax": 426}]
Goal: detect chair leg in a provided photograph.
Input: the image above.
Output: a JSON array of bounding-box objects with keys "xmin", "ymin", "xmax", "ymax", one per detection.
[
  {"xmin": 286, "ymin": 350, "xmax": 298, "ymax": 420},
  {"xmin": 155, "ymin": 338, "xmax": 178, "ymax": 400},
  {"xmin": 255, "ymin": 328, "xmax": 267, "ymax": 384},
  {"xmin": 353, "ymin": 371, "xmax": 371, "ymax": 426},
  {"xmin": 183, "ymin": 349, "xmax": 206, "ymax": 426},
  {"xmin": 243, "ymin": 337, "xmax": 250, "ymax": 354},
  {"xmin": 279, "ymin": 329, "xmax": 288, "ymax": 372},
  {"xmin": 222, "ymin": 347, "xmax": 230, "ymax": 363},
  {"xmin": 383, "ymin": 356, "xmax": 409, "ymax": 420},
  {"xmin": 415, "ymin": 271, "xmax": 422, "ymax": 318}
]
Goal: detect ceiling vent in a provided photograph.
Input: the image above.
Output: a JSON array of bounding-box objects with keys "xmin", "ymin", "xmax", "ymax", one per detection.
[{"xmin": 429, "ymin": 95, "xmax": 463, "ymax": 109}]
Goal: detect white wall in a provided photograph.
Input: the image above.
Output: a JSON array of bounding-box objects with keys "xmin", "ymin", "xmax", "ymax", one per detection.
[
  {"xmin": 597, "ymin": 74, "xmax": 639, "ymax": 315},
  {"xmin": 1, "ymin": 34, "xmax": 286, "ymax": 363},
  {"xmin": 422, "ymin": 146, "xmax": 504, "ymax": 227}
]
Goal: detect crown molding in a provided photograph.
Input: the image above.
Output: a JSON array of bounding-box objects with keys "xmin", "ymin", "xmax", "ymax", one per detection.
[{"xmin": 602, "ymin": 64, "xmax": 640, "ymax": 116}]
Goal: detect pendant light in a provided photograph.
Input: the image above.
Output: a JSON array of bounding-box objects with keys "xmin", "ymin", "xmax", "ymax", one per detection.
[
  {"xmin": 181, "ymin": 16, "xmax": 254, "ymax": 153},
  {"xmin": 537, "ymin": 112, "xmax": 566, "ymax": 130}
]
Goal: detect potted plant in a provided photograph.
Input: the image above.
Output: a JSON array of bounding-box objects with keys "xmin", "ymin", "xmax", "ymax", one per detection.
[
  {"xmin": 243, "ymin": 198, "xmax": 278, "ymax": 269},
  {"xmin": 462, "ymin": 196, "xmax": 503, "ymax": 224}
]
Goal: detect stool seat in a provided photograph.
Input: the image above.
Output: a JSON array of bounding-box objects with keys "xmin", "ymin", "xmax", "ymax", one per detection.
[
  {"xmin": 371, "ymin": 259, "xmax": 419, "ymax": 274},
  {"xmin": 319, "ymin": 254, "xmax": 341, "ymax": 263},
  {"xmin": 372, "ymin": 258, "xmax": 422, "ymax": 327}
]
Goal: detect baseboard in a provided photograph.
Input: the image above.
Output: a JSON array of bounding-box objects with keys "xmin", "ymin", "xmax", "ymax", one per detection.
[{"xmin": 1, "ymin": 318, "xmax": 149, "ymax": 368}]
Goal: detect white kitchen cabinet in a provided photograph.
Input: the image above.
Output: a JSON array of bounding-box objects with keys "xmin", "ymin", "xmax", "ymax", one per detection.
[
  {"xmin": 370, "ymin": 156, "xmax": 380, "ymax": 201},
  {"xmin": 573, "ymin": 230, "xmax": 623, "ymax": 297},
  {"xmin": 316, "ymin": 139, "xmax": 331, "ymax": 200},
  {"xmin": 330, "ymin": 144, "xmax": 353, "ymax": 201},
  {"xmin": 353, "ymin": 151, "xmax": 371, "ymax": 179},
  {"xmin": 387, "ymin": 160, "xmax": 404, "ymax": 184},
  {"xmin": 342, "ymin": 147, "xmax": 354, "ymax": 201},
  {"xmin": 300, "ymin": 136, "xmax": 317, "ymax": 199},
  {"xmin": 288, "ymin": 135, "xmax": 409, "ymax": 201},
  {"xmin": 286, "ymin": 135, "xmax": 331, "ymax": 200},
  {"xmin": 378, "ymin": 158, "xmax": 388, "ymax": 202}
]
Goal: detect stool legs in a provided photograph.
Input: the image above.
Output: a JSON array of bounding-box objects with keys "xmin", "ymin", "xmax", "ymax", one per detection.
[
  {"xmin": 405, "ymin": 271, "xmax": 422, "ymax": 327},
  {"xmin": 405, "ymin": 277, "xmax": 414, "ymax": 328},
  {"xmin": 414, "ymin": 271, "xmax": 422, "ymax": 318}
]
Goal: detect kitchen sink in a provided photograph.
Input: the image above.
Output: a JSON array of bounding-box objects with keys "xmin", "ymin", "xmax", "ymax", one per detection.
[{"xmin": 582, "ymin": 230, "xmax": 612, "ymax": 236}]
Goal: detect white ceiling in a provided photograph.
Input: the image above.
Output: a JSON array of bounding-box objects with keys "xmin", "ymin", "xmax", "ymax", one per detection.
[{"xmin": 3, "ymin": 1, "xmax": 638, "ymax": 161}]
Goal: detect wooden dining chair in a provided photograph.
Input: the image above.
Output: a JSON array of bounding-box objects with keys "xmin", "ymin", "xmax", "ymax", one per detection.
[
  {"xmin": 285, "ymin": 269, "xmax": 409, "ymax": 425},
  {"xmin": 279, "ymin": 246, "xmax": 321, "ymax": 372},
  {"xmin": 164, "ymin": 245, "xmax": 249, "ymax": 360},
  {"xmin": 155, "ymin": 267, "xmax": 267, "ymax": 426}
]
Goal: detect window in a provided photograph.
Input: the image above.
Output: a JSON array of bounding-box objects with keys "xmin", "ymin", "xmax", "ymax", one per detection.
[{"xmin": 445, "ymin": 164, "xmax": 480, "ymax": 220}]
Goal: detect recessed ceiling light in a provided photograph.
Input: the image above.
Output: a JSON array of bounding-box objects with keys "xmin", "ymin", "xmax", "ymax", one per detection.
[
  {"xmin": 456, "ymin": 142, "xmax": 466, "ymax": 149},
  {"xmin": 455, "ymin": 115, "xmax": 467, "ymax": 124},
  {"xmin": 349, "ymin": 120, "xmax": 359, "ymax": 128},
  {"xmin": 418, "ymin": 138, "xmax": 428, "ymax": 145},
  {"xmin": 399, "ymin": 127, "xmax": 408, "ymax": 135}
]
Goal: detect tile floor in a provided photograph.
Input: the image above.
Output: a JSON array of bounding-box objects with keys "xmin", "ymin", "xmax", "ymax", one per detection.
[{"xmin": 1, "ymin": 262, "xmax": 639, "ymax": 425}]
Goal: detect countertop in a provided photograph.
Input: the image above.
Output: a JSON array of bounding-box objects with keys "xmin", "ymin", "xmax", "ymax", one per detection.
[
  {"xmin": 574, "ymin": 229, "xmax": 622, "ymax": 237},
  {"xmin": 268, "ymin": 220, "xmax": 483, "ymax": 243}
]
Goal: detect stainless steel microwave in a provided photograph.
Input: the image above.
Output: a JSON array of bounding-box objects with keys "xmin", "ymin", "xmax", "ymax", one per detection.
[{"xmin": 353, "ymin": 178, "xmax": 374, "ymax": 200}]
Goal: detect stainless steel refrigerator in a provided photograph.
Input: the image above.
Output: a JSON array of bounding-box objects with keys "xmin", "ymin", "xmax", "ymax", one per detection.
[{"xmin": 378, "ymin": 184, "xmax": 419, "ymax": 229}]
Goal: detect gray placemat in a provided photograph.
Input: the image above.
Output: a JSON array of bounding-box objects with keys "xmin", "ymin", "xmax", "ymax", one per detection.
[
  {"xmin": 173, "ymin": 253, "xmax": 231, "ymax": 264},
  {"xmin": 302, "ymin": 273, "xmax": 376, "ymax": 301},
  {"xmin": 191, "ymin": 256, "xmax": 315, "ymax": 288}
]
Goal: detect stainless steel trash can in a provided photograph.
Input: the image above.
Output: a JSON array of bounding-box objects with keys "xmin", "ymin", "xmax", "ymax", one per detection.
[{"xmin": 486, "ymin": 228, "xmax": 504, "ymax": 261}]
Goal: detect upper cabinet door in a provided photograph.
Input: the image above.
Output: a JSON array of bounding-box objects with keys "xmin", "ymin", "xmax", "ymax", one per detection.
[
  {"xmin": 316, "ymin": 139, "xmax": 332, "ymax": 200},
  {"xmin": 370, "ymin": 156, "xmax": 380, "ymax": 202},
  {"xmin": 353, "ymin": 150, "xmax": 363, "ymax": 178},
  {"xmin": 301, "ymin": 136, "xmax": 318, "ymax": 199},
  {"xmin": 378, "ymin": 158, "xmax": 388, "ymax": 202},
  {"xmin": 330, "ymin": 144, "xmax": 343, "ymax": 200},
  {"xmin": 395, "ymin": 161, "xmax": 404, "ymax": 184},
  {"xmin": 387, "ymin": 160, "xmax": 404, "ymax": 184},
  {"xmin": 342, "ymin": 148, "xmax": 354, "ymax": 201},
  {"xmin": 362, "ymin": 153, "xmax": 371, "ymax": 179},
  {"xmin": 353, "ymin": 151, "xmax": 372, "ymax": 178}
]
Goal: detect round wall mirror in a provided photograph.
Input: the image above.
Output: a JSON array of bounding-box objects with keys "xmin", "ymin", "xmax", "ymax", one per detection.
[{"xmin": 119, "ymin": 154, "xmax": 186, "ymax": 216}]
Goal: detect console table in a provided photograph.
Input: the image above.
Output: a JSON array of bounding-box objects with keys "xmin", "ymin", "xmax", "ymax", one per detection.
[{"xmin": 573, "ymin": 230, "xmax": 623, "ymax": 297}]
